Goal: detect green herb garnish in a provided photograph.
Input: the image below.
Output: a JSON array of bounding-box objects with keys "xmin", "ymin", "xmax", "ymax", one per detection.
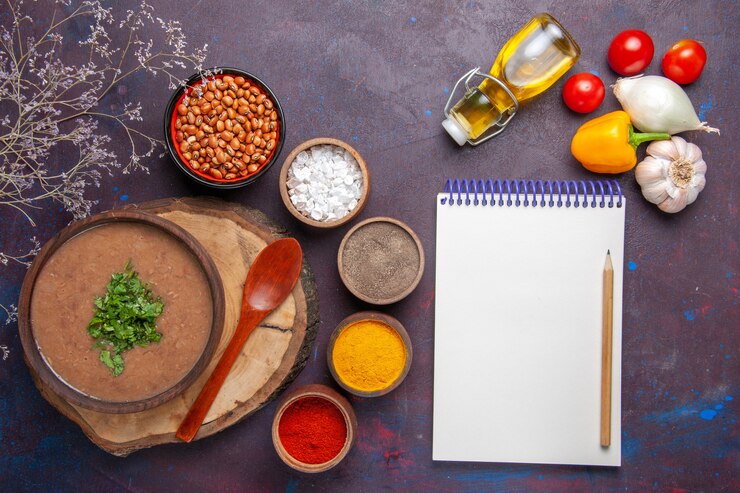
[{"xmin": 87, "ymin": 261, "xmax": 164, "ymax": 376}]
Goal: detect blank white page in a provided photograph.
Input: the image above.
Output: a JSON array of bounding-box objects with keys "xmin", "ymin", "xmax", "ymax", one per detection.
[{"xmin": 433, "ymin": 193, "xmax": 624, "ymax": 466}]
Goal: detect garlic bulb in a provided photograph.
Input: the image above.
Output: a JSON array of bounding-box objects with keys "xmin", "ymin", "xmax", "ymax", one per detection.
[{"xmin": 635, "ymin": 136, "xmax": 707, "ymax": 213}]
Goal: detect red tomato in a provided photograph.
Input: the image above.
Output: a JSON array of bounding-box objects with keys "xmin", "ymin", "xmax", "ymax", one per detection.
[
  {"xmin": 661, "ymin": 39, "xmax": 707, "ymax": 84},
  {"xmin": 607, "ymin": 30, "xmax": 654, "ymax": 75},
  {"xmin": 562, "ymin": 73, "xmax": 605, "ymax": 113}
]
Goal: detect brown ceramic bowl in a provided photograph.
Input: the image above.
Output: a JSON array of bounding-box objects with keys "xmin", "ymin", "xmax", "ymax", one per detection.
[
  {"xmin": 17, "ymin": 210, "xmax": 225, "ymax": 413},
  {"xmin": 279, "ymin": 137, "xmax": 370, "ymax": 228},
  {"xmin": 327, "ymin": 311, "xmax": 413, "ymax": 397},
  {"xmin": 272, "ymin": 384, "xmax": 357, "ymax": 473},
  {"xmin": 337, "ymin": 217, "xmax": 425, "ymax": 304}
]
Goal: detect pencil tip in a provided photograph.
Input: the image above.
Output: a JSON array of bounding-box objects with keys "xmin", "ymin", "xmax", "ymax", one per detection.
[{"xmin": 607, "ymin": 249, "xmax": 610, "ymax": 255}]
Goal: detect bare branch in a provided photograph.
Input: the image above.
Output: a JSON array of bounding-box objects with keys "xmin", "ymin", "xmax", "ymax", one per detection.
[{"xmin": 0, "ymin": 0, "xmax": 208, "ymax": 266}]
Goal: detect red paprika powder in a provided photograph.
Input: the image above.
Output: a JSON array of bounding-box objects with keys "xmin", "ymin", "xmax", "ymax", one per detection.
[{"xmin": 278, "ymin": 396, "xmax": 347, "ymax": 464}]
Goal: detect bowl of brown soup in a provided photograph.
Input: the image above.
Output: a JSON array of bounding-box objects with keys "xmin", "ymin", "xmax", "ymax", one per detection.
[{"xmin": 17, "ymin": 210, "xmax": 225, "ymax": 413}]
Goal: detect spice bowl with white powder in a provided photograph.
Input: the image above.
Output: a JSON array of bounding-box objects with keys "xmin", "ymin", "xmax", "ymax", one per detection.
[{"xmin": 279, "ymin": 138, "xmax": 370, "ymax": 228}]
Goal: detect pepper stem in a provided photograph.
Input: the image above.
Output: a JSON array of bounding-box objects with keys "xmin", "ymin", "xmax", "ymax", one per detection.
[{"xmin": 628, "ymin": 125, "xmax": 670, "ymax": 149}]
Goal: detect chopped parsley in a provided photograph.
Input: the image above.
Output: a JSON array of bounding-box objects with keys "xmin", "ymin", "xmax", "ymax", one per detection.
[{"xmin": 87, "ymin": 261, "xmax": 164, "ymax": 376}]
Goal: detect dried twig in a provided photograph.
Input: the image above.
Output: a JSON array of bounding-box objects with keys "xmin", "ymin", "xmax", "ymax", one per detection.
[
  {"xmin": 0, "ymin": 0, "xmax": 207, "ymax": 243},
  {"xmin": 0, "ymin": 0, "xmax": 208, "ymax": 362}
]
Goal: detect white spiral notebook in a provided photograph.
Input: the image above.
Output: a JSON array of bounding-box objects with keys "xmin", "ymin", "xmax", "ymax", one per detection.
[{"xmin": 433, "ymin": 179, "xmax": 625, "ymax": 467}]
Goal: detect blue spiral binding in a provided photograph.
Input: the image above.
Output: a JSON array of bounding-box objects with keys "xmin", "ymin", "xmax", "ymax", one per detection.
[{"xmin": 441, "ymin": 179, "xmax": 623, "ymax": 208}]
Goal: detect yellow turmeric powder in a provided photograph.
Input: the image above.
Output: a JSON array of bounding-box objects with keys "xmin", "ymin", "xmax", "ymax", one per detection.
[{"xmin": 332, "ymin": 320, "xmax": 407, "ymax": 393}]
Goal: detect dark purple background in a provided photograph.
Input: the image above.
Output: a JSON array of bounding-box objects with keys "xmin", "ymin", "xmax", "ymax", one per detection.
[{"xmin": 1, "ymin": 1, "xmax": 737, "ymax": 491}]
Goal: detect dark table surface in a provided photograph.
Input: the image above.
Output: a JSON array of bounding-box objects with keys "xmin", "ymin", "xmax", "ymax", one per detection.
[{"xmin": 1, "ymin": 1, "xmax": 737, "ymax": 491}]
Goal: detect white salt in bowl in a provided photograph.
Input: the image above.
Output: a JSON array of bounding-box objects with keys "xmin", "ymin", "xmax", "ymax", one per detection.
[{"xmin": 279, "ymin": 138, "xmax": 370, "ymax": 228}]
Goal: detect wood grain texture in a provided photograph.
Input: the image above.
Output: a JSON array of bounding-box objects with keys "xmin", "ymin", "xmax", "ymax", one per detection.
[
  {"xmin": 25, "ymin": 198, "xmax": 318, "ymax": 456},
  {"xmin": 601, "ymin": 251, "xmax": 614, "ymax": 448},
  {"xmin": 176, "ymin": 238, "xmax": 302, "ymax": 442}
]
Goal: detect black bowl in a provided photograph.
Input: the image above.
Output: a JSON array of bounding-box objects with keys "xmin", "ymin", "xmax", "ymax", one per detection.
[{"xmin": 164, "ymin": 67, "xmax": 285, "ymax": 189}]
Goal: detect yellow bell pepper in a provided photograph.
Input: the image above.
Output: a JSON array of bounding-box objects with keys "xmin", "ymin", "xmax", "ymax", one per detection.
[{"xmin": 571, "ymin": 111, "xmax": 670, "ymax": 174}]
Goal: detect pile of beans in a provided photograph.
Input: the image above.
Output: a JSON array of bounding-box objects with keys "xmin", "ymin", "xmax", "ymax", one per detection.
[{"xmin": 174, "ymin": 75, "xmax": 279, "ymax": 180}]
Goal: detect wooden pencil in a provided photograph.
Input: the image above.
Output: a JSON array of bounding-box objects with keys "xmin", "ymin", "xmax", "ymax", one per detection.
[{"xmin": 601, "ymin": 250, "xmax": 614, "ymax": 447}]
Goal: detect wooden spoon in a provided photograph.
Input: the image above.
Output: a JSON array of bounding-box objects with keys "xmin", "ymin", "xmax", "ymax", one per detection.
[{"xmin": 176, "ymin": 238, "xmax": 303, "ymax": 442}]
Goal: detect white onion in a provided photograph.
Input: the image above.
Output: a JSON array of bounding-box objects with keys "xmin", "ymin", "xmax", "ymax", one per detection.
[{"xmin": 613, "ymin": 75, "xmax": 719, "ymax": 135}]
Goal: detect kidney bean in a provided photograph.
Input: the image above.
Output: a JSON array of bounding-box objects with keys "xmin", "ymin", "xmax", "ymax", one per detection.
[{"xmin": 174, "ymin": 74, "xmax": 279, "ymax": 181}]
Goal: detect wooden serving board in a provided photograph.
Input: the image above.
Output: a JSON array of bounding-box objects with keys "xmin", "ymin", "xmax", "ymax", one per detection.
[{"xmin": 28, "ymin": 197, "xmax": 319, "ymax": 456}]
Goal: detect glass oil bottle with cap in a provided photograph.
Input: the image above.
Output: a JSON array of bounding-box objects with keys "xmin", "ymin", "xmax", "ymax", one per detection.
[{"xmin": 442, "ymin": 13, "xmax": 581, "ymax": 146}]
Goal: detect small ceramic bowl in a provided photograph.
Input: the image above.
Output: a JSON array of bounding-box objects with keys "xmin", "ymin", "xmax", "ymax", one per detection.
[
  {"xmin": 338, "ymin": 217, "xmax": 424, "ymax": 304},
  {"xmin": 327, "ymin": 311, "xmax": 413, "ymax": 397},
  {"xmin": 272, "ymin": 384, "xmax": 357, "ymax": 473},
  {"xmin": 279, "ymin": 137, "xmax": 370, "ymax": 228},
  {"xmin": 163, "ymin": 67, "xmax": 285, "ymax": 189}
]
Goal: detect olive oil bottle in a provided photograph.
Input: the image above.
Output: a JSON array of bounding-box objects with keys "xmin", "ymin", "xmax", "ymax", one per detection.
[{"xmin": 443, "ymin": 13, "xmax": 581, "ymax": 146}]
